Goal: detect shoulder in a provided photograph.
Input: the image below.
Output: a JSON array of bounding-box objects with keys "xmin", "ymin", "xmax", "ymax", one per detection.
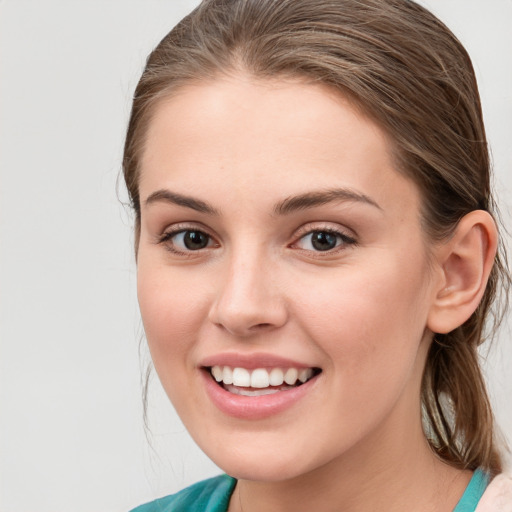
[
  {"xmin": 475, "ymin": 473, "xmax": 512, "ymax": 512},
  {"xmin": 130, "ymin": 474, "xmax": 237, "ymax": 512}
]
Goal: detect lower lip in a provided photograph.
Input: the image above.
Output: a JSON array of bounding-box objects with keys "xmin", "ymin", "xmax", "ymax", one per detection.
[{"xmin": 201, "ymin": 370, "xmax": 319, "ymax": 420}]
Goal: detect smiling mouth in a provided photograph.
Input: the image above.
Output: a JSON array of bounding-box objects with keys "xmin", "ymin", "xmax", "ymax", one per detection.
[{"xmin": 207, "ymin": 365, "xmax": 322, "ymax": 397}]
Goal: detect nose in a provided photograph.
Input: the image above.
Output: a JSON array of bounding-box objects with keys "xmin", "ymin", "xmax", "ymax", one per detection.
[{"xmin": 208, "ymin": 249, "xmax": 288, "ymax": 337}]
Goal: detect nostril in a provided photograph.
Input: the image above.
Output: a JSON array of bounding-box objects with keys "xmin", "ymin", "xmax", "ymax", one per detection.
[{"xmin": 249, "ymin": 323, "xmax": 273, "ymax": 330}]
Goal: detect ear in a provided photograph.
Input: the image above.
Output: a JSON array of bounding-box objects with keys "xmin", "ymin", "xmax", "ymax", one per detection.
[{"xmin": 427, "ymin": 210, "xmax": 498, "ymax": 334}]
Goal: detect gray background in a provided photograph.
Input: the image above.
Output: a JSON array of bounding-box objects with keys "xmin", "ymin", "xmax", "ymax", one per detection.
[{"xmin": 1, "ymin": 1, "xmax": 510, "ymax": 511}]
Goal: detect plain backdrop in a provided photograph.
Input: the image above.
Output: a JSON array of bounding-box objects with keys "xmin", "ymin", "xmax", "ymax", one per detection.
[{"xmin": 0, "ymin": 1, "xmax": 511, "ymax": 511}]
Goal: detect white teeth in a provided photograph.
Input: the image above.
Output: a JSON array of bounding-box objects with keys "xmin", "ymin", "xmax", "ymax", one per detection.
[
  {"xmin": 210, "ymin": 365, "xmax": 316, "ymax": 390},
  {"xmin": 211, "ymin": 365, "xmax": 223, "ymax": 382},
  {"xmin": 298, "ymin": 368, "xmax": 313, "ymax": 383},
  {"xmin": 232, "ymin": 367, "xmax": 251, "ymax": 387},
  {"xmin": 269, "ymin": 368, "xmax": 284, "ymax": 386},
  {"xmin": 226, "ymin": 385, "xmax": 281, "ymax": 396},
  {"xmin": 251, "ymin": 368, "xmax": 270, "ymax": 388},
  {"xmin": 222, "ymin": 366, "xmax": 233, "ymax": 385},
  {"xmin": 284, "ymin": 368, "xmax": 298, "ymax": 385}
]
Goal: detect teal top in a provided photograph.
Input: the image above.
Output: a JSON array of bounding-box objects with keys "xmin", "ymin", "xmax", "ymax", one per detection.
[
  {"xmin": 453, "ymin": 469, "xmax": 490, "ymax": 512},
  {"xmin": 130, "ymin": 474, "xmax": 236, "ymax": 512},
  {"xmin": 130, "ymin": 469, "xmax": 489, "ymax": 512}
]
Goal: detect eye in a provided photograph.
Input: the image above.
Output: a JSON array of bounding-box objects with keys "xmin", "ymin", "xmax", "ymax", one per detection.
[
  {"xmin": 294, "ymin": 229, "xmax": 355, "ymax": 252},
  {"xmin": 160, "ymin": 229, "xmax": 214, "ymax": 252}
]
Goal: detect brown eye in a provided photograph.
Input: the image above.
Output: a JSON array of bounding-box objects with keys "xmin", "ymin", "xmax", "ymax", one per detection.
[
  {"xmin": 163, "ymin": 230, "xmax": 212, "ymax": 251},
  {"xmin": 310, "ymin": 231, "xmax": 338, "ymax": 251},
  {"xmin": 294, "ymin": 230, "xmax": 356, "ymax": 252},
  {"xmin": 182, "ymin": 230, "xmax": 210, "ymax": 250}
]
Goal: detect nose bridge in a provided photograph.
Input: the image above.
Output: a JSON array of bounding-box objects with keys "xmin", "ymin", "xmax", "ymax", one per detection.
[{"xmin": 208, "ymin": 240, "xmax": 287, "ymax": 336}]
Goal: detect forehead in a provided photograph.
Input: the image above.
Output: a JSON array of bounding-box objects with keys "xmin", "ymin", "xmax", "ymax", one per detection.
[{"xmin": 139, "ymin": 76, "xmax": 421, "ymax": 218}]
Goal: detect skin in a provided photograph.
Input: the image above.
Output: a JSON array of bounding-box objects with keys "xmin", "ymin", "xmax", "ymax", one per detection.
[{"xmin": 136, "ymin": 75, "xmax": 481, "ymax": 511}]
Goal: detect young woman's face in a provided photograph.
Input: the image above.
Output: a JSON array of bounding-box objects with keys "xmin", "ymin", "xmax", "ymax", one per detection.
[{"xmin": 137, "ymin": 76, "xmax": 441, "ymax": 481}]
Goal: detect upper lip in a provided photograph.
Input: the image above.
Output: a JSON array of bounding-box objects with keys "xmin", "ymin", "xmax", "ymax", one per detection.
[{"xmin": 199, "ymin": 352, "xmax": 318, "ymax": 370}]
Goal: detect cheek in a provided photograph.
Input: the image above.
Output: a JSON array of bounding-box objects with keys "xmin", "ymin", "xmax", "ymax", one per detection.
[
  {"xmin": 136, "ymin": 262, "xmax": 217, "ymax": 420},
  {"xmin": 291, "ymin": 255, "xmax": 432, "ymax": 385},
  {"xmin": 136, "ymin": 262, "xmax": 209, "ymax": 370}
]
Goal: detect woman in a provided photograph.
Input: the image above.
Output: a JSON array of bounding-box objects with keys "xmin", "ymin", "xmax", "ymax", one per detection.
[{"xmin": 125, "ymin": 0, "xmax": 511, "ymax": 510}]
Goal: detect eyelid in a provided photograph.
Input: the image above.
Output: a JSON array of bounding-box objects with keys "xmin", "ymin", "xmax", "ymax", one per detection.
[
  {"xmin": 158, "ymin": 221, "xmax": 214, "ymax": 239},
  {"xmin": 292, "ymin": 222, "xmax": 357, "ymax": 241}
]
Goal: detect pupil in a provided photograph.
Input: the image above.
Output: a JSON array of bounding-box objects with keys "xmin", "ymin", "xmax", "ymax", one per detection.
[
  {"xmin": 184, "ymin": 231, "xmax": 209, "ymax": 250},
  {"xmin": 312, "ymin": 231, "xmax": 337, "ymax": 251}
]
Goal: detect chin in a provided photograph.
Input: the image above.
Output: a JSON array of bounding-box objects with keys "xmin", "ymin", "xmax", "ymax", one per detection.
[
  {"xmin": 194, "ymin": 430, "xmax": 327, "ymax": 483},
  {"xmin": 216, "ymin": 454, "xmax": 314, "ymax": 482}
]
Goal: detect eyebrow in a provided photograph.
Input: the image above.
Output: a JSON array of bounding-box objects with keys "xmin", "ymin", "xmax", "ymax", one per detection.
[
  {"xmin": 144, "ymin": 189, "xmax": 219, "ymax": 215},
  {"xmin": 143, "ymin": 187, "xmax": 381, "ymax": 216},
  {"xmin": 273, "ymin": 188, "xmax": 382, "ymax": 215}
]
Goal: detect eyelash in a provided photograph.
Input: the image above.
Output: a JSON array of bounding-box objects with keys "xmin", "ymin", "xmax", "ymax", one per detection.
[
  {"xmin": 157, "ymin": 224, "xmax": 217, "ymax": 256},
  {"xmin": 157, "ymin": 224, "xmax": 357, "ymax": 256},
  {"xmin": 291, "ymin": 226, "xmax": 357, "ymax": 254}
]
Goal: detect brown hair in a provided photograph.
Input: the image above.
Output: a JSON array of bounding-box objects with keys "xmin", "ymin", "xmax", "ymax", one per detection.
[{"xmin": 123, "ymin": 0, "xmax": 510, "ymax": 474}]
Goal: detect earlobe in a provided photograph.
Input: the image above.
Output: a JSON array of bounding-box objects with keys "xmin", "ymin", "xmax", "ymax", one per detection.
[{"xmin": 427, "ymin": 210, "xmax": 498, "ymax": 334}]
